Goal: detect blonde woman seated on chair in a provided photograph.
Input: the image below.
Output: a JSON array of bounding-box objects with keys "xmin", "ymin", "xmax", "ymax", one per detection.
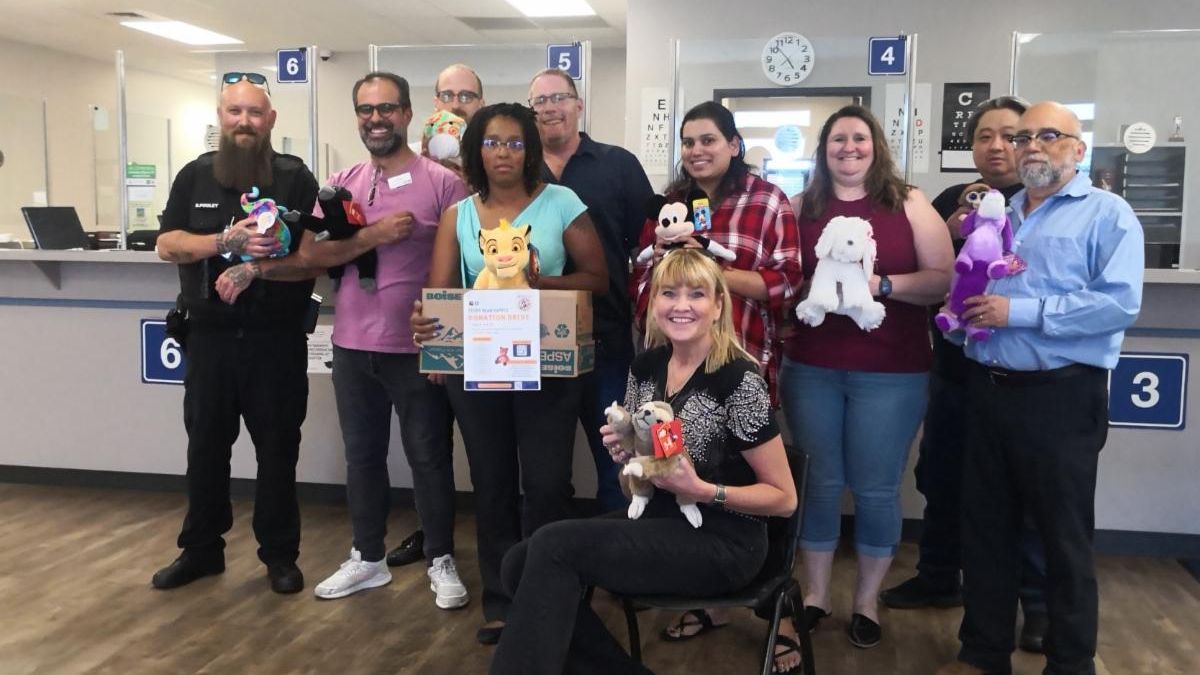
[{"xmin": 487, "ymin": 249, "xmax": 797, "ymax": 675}]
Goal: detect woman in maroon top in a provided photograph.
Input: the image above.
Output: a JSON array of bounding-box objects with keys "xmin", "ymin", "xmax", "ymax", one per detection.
[{"xmin": 781, "ymin": 106, "xmax": 952, "ymax": 651}]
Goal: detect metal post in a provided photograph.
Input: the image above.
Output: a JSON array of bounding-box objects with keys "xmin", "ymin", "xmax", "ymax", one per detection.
[
  {"xmin": 904, "ymin": 33, "xmax": 919, "ymax": 185},
  {"xmin": 309, "ymin": 45, "xmax": 320, "ymax": 176},
  {"xmin": 369, "ymin": 44, "xmax": 379, "ymax": 72},
  {"xmin": 116, "ymin": 50, "xmax": 129, "ymax": 248},
  {"xmin": 669, "ymin": 38, "xmax": 681, "ymax": 183},
  {"xmin": 41, "ymin": 99, "xmax": 51, "ymax": 204},
  {"xmin": 1010, "ymin": 31, "xmax": 1021, "ymax": 94},
  {"xmin": 582, "ymin": 40, "xmax": 592, "ymax": 136}
]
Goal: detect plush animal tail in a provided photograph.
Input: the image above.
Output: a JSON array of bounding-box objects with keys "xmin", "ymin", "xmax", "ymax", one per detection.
[{"xmin": 240, "ymin": 186, "xmax": 262, "ymax": 213}]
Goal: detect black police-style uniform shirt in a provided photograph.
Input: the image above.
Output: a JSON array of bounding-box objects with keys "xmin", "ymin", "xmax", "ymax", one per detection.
[
  {"xmin": 541, "ymin": 133, "xmax": 654, "ymax": 356},
  {"xmin": 160, "ymin": 151, "xmax": 319, "ymax": 330},
  {"xmin": 929, "ymin": 179, "xmax": 1023, "ymax": 382}
]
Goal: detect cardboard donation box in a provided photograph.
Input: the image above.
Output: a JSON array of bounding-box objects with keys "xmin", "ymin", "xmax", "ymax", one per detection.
[{"xmin": 418, "ymin": 288, "xmax": 594, "ymax": 377}]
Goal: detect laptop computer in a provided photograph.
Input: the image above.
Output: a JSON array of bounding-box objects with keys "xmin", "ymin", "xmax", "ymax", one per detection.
[{"xmin": 21, "ymin": 207, "xmax": 91, "ymax": 250}]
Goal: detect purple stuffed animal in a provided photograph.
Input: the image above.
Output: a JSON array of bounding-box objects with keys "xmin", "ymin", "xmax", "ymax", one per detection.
[{"xmin": 934, "ymin": 189, "xmax": 1014, "ymax": 341}]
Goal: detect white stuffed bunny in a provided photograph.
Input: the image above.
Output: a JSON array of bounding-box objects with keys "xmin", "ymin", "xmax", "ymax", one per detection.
[{"xmin": 795, "ymin": 215, "xmax": 886, "ymax": 331}]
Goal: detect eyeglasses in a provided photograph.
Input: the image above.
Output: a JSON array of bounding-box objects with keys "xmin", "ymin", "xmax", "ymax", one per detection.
[
  {"xmin": 355, "ymin": 102, "xmax": 406, "ymax": 118},
  {"xmin": 528, "ymin": 92, "xmax": 577, "ymax": 109},
  {"xmin": 1008, "ymin": 129, "xmax": 1079, "ymax": 149},
  {"xmin": 222, "ymin": 72, "xmax": 270, "ymax": 94},
  {"xmin": 437, "ymin": 90, "xmax": 481, "ymax": 105},
  {"xmin": 482, "ymin": 139, "xmax": 526, "ymax": 152}
]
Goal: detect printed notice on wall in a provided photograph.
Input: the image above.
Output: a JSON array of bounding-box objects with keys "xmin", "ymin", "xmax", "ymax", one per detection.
[
  {"xmin": 940, "ymin": 82, "xmax": 991, "ymax": 171},
  {"xmin": 911, "ymin": 83, "xmax": 932, "ymax": 174},
  {"xmin": 307, "ymin": 325, "xmax": 333, "ymax": 374},
  {"xmin": 639, "ymin": 87, "xmax": 672, "ymax": 174},
  {"xmin": 884, "ymin": 83, "xmax": 908, "ymax": 170}
]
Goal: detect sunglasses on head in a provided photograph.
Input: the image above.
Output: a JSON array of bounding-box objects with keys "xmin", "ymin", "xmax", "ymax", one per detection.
[{"xmin": 222, "ymin": 72, "xmax": 271, "ymax": 94}]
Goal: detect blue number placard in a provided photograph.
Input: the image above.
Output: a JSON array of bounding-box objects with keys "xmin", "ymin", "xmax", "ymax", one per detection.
[
  {"xmin": 1108, "ymin": 353, "xmax": 1188, "ymax": 429},
  {"xmin": 547, "ymin": 44, "xmax": 582, "ymax": 80},
  {"xmin": 277, "ymin": 48, "xmax": 308, "ymax": 84},
  {"xmin": 868, "ymin": 37, "xmax": 907, "ymax": 76},
  {"xmin": 142, "ymin": 319, "xmax": 186, "ymax": 385}
]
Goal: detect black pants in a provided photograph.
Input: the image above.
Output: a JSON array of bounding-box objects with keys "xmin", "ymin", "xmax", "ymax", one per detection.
[
  {"xmin": 331, "ymin": 347, "xmax": 455, "ymax": 563},
  {"xmin": 445, "ymin": 375, "xmax": 582, "ymax": 622},
  {"xmin": 490, "ymin": 511, "xmax": 766, "ymax": 675},
  {"xmin": 176, "ymin": 327, "xmax": 308, "ymax": 566},
  {"xmin": 958, "ymin": 363, "xmax": 1107, "ymax": 675},
  {"xmin": 916, "ymin": 370, "xmax": 1047, "ymax": 613}
]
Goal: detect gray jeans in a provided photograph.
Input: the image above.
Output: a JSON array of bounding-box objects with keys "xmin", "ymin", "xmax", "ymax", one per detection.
[{"xmin": 332, "ymin": 346, "xmax": 455, "ymax": 563}]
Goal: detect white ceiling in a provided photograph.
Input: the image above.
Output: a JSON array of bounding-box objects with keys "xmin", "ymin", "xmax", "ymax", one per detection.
[{"xmin": 0, "ymin": 0, "xmax": 627, "ymax": 80}]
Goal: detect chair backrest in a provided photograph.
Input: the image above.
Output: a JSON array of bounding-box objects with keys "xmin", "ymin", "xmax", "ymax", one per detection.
[{"xmin": 750, "ymin": 447, "xmax": 809, "ymax": 588}]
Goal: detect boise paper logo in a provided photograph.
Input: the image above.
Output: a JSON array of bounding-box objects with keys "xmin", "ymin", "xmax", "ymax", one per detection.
[{"xmin": 427, "ymin": 290, "xmax": 463, "ymax": 301}]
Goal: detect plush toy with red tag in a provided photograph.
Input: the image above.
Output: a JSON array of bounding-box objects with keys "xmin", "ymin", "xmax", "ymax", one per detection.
[{"xmin": 604, "ymin": 400, "xmax": 703, "ymax": 528}]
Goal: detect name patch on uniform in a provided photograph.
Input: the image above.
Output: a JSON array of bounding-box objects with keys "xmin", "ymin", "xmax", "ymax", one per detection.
[{"xmin": 194, "ymin": 202, "xmax": 220, "ymax": 209}]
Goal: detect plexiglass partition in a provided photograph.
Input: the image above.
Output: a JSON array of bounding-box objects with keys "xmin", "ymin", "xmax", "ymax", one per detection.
[
  {"xmin": 0, "ymin": 93, "xmax": 49, "ymax": 243},
  {"xmin": 670, "ymin": 35, "xmax": 917, "ymax": 196},
  {"xmin": 1014, "ymin": 29, "xmax": 1200, "ymax": 271},
  {"xmin": 374, "ymin": 43, "xmax": 592, "ymax": 144}
]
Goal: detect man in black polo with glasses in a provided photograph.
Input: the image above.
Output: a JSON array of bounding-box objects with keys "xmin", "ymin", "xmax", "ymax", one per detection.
[
  {"xmin": 937, "ymin": 101, "xmax": 1143, "ymax": 675},
  {"xmin": 527, "ymin": 67, "xmax": 654, "ymax": 515},
  {"xmin": 151, "ymin": 73, "xmax": 319, "ymax": 594},
  {"xmin": 301, "ymin": 72, "xmax": 469, "ymax": 608}
]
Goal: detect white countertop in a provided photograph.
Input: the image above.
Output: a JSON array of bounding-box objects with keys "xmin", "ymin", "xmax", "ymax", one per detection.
[{"xmin": 0, "ymin": 250, "xmax": 166, "ymax": 264}]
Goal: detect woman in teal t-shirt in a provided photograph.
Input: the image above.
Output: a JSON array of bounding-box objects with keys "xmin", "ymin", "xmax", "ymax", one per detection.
[{"xmin": 411, "ymin": 102, "xmax": 606, "ymax": 645}]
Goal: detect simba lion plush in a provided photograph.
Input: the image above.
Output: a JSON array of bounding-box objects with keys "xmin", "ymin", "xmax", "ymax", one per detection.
[
  {"xmin": 605, "ymin": 400, "xmax": 703, "ymax": 528},
  {"xmin": 474, "ymin": 219, "xmax": 533, "ymax": 289}
]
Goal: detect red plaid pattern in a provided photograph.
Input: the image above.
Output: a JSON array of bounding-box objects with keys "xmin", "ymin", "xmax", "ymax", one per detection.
[{"xmin": 632, "ymin": 174, "xmax": 803, "ymax": 401}]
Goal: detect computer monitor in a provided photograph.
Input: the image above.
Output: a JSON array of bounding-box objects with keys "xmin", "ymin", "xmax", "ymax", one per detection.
[{"xmin": 21, "ymin": 207, "xmax": 91, "ymax": 250}]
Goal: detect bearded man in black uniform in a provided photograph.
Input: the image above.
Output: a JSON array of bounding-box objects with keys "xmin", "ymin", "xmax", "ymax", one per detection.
[{"xmin": 151, "ymin": 74, "xmax": 319, "ymax": 594}]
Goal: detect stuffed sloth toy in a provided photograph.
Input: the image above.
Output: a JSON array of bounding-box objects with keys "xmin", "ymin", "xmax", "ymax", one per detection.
[
  {"xmin": 605, "ymin": 400, "xmax": 703, "ymax": 529},
  {"xmin": 635, "ymin": 189, "xmax": 736, "ymax": 265},
  {"xmin": 935, "ymin": 188, "xmax": 1014, "ymax": 341},
  {"xmin": 283, "ymin": 184, "xmax": 377, "ymax": 290},
  {"xmin": 795, "ymin": 215, "xmax": 886, "ymax": 331}
]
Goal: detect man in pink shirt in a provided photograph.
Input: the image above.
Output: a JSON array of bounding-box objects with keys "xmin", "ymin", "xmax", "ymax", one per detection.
[{"xmin": 300, "ymin": 72, "xmax": 469, "ymax": 608}]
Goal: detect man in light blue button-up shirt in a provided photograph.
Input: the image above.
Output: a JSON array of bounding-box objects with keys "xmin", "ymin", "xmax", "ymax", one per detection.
[{"xmin": 939, "ymin": 102, "xmax": 1143, "ymax": 675}]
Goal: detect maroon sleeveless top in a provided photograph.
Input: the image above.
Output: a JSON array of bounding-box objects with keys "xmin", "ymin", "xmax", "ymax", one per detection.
[{"xmin": 782, "ymin": 196, "xmax": 932, "ymax": 373}]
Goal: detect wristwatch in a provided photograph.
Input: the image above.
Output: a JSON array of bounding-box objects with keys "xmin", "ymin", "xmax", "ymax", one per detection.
[
  {"xmin": 711, "ymin": 483, "xmax": 727, "ymax": 506},
  {"xmin": 878, "ymin": 274, "xmax": 892, "ymax": 298}
]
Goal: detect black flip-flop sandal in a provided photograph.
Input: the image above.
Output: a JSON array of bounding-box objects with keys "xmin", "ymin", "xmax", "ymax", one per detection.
[
  {"xmin": 659, "ymin": 609, "xmax": 727, "ymax": 642},
  {"xmin": 771, "ymin": 634, "xmax": 804, "ymax": 674}
]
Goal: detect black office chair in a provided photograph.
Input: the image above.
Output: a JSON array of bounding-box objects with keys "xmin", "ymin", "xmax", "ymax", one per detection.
[{"xmin": 616, "ymin": 448, "xmax": 814, "ymax": 675}]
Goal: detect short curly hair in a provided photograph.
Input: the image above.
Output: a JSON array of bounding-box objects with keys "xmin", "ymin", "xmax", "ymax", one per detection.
[{"xmin": 460, "ymin": 103, "xmax": 544, "ymax": 200}]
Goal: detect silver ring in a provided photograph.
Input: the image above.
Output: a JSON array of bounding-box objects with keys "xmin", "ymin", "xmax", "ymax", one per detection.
[{"xmin": 412, "ymin": 332, "xmax": 421, "ymax": 344}]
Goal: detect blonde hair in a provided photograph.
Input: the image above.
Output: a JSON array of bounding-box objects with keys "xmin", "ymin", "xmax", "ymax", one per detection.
[{"xmin": 644, "ymin": 249, "xmax": 757, "ymax": 373}]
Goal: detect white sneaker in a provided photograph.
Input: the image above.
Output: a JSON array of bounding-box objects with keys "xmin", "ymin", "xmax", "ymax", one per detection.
[
  {"xmin": 427, "ymin": 554, "xmax": 469, "ymax": 609},
  {"xmin": 314, "ymin": 548, "xmax": 392, "ymax": 599}
]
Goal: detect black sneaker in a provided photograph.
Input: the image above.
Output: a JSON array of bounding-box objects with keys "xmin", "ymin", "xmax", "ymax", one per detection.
[
  {"xmin": 1019, "ymin": 611, "xmax": 1048, "ymax": 654},
  {"xmin": 880, "ymin": 575, "xmax": 962, "ymax": 609},
  {"xmin": 151, "ymin": 554, "xmax": 225, "ymax": 590},
  {"xmin": 386, "ymin": 530, "xmax": 425, "ymax": 567},
  {"xmin": 267, "ymin": 562, "xmax": 304, "ymax": 594}
]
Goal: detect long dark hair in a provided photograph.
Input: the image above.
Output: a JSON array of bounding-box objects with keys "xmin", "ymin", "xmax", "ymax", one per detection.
[
  {"xmin": 460, "ymin": 102, "xmax": 543, "ymax": 201},
  {"xmin": 665, "ymin": 101, "xmax": 750, "ymax": 205},
  {"xmin": 801, "ymin": 105, "xmax": 908, "ymax": 220}
]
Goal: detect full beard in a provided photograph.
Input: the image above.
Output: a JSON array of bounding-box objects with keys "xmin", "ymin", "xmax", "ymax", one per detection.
[
  {"xmin": 361, "ymin": 123, "xmax": 404, "ymax": 157},
  {"xmin": 1018, "ymin": 159, "xmax": 1064, "ymax": 189},
  {"xmin": 213, "ymin": 131, "xmax": 274, "ymax": 191}
]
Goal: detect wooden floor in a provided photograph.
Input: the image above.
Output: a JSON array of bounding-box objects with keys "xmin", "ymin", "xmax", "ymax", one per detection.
[{"xmin": 1, "ymin": 482, "xmax": 1197, "ymax": 675}]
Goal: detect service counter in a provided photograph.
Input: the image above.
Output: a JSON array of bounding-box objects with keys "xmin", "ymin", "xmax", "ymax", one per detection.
[{"xmin": 1, "ymin": 252, "xmax": 1197, "ymax": 544}]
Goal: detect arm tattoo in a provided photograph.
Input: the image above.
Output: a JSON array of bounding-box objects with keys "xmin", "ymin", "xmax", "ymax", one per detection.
[
  {"xmin": 226, "ymin": 263, "xmax": 255, "ymax": 288},
  {"xmin": 216, "ymin": 229, "xmax": 250, "ymax": 256}
]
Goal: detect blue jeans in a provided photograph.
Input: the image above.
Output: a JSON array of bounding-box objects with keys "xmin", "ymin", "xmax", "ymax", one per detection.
[
  {"xmin": 780, "ymin": 358, "xmax": 928, "ymax": 558},
  {"xmin": 331, "ymin": 346, "xmax": 455, "ymax": 563},
  {"xmin": 577, "ymin": 340, "xmax": 633, "ymax": 514}
]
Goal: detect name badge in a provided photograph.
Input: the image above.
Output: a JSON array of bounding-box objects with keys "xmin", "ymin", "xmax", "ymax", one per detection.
[
  {"xmin": 388, "ymin": 172, "xmax": 413, "ymax": 189},
  {"xmin": 194, "ymin": 202, "xmax": 220, "ymax": 209}
]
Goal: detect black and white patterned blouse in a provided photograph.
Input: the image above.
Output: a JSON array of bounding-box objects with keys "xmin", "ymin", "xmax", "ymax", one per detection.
[{"xmin": 625, "ymin": 345, "xmax": 779, "ymax": 490}]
